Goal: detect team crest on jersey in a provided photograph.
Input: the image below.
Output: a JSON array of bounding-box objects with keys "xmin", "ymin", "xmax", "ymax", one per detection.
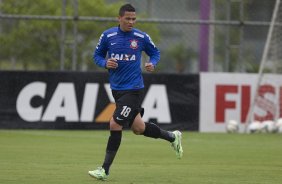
[{"xmin": 130, "ymin": 39, "xmax": 138, "ymax": 49}]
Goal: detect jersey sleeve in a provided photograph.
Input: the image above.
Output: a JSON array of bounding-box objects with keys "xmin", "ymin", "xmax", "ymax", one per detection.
[
  {"xmin": 144, "ymin": 33, "xmax": 160, "ymax": 67},
  {"xmin": 93, "ymin": 33, "xmax": 108, "ymax": 68}
]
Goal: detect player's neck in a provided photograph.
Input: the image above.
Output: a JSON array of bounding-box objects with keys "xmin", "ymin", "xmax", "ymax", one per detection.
[{"xmin": 118, "ymin": 25, "xmax": 132, "ymax": 33}]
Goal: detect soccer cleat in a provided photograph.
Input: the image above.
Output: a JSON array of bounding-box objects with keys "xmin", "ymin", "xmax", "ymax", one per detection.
[
  {"xmin": 171, "ymin": 130, "xmax": 183, "ymax": 159},
  {"xmin": 88, "ymin": 167, "xmax": 108, "ymax": 181}
]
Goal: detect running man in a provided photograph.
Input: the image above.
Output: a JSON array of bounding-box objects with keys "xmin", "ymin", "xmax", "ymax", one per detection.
[{"xmin": 88, "ymin": 3, "xmax": 183, "ymax": 181}]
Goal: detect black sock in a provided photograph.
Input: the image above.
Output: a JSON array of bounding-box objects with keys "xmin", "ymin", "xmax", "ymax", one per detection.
[
  {"xmin": 143, "ymin": 122, "xmax": 175, "ymax": 142},
  {"xmin": 160, "ymin": 129, "xmax": 175, "ymax": 142},
  {"xmin": 102, "ymin": 131, "xmax": 122, "ymax": 175},
  {"xmin": 143, "ymin": 122, "xmax": 161, "ymax": 138},
  {"xmin": 102, "ymin": 151, "xmax": 117, "ymax": 175}
]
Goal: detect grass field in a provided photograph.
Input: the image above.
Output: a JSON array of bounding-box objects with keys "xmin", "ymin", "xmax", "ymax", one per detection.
[{"xmin": 0, "ymin": 130, "xmax": 282, "ymax": 184}]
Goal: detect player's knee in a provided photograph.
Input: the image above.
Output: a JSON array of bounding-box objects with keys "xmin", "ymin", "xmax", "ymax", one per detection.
[
  {"xmin": 132, "ymin": 128, "xmax": 144, "ymax": 135},
  {"xmin": 132, "ymin": 129, "xmax": 140, "ymax": 135},
  {"xmin": 110, "ymin": 118, "xmax": 123, "ymax": 130},
  {"xmin": 131, "ymin": 125, "xmax": 145, "ymax": 135}
]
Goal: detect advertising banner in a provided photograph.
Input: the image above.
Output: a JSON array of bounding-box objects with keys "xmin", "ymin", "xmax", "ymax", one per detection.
[
  {"xmin": 0, "ymin": 71, "xmax": 199, "ymax": 130},
  {"xmin": 200, "ymin": 72, "xmax": 282, "ymax": 132}
]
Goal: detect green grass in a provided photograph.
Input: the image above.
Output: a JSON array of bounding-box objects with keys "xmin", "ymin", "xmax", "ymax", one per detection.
[{"xmin": 0, "ymin": 130, "xmax": 282, "ymax": 184}]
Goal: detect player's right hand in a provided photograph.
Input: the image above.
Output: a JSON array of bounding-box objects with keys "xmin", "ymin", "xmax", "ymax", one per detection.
[
  {"xmin": 145, "ymin": 62, "xmax": 155, "ymax": 72},
  {"xmin": 106, "ymin": 58, "xmax": 118, "ymax": 69}
]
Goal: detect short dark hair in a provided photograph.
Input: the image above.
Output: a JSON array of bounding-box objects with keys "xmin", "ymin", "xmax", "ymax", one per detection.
[{"xmin": 119, "ymin": 4, "xmax": 135, "ymax": 16}]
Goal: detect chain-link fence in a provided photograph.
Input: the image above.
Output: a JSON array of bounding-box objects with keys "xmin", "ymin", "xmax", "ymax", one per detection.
[{"xmin": 0, "ymin": 0, "xmax": 279, "ymax": 74}]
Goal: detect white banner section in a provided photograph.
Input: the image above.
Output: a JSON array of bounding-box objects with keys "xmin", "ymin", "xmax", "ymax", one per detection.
[{"xmin": 200, "ymin": 72, "xmax": 282, "ymax": 132}]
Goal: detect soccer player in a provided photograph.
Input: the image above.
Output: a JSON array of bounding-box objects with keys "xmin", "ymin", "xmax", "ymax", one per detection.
[{"xmin": 88, "ymin": 3, "xmax": 183, "ymax": 181}]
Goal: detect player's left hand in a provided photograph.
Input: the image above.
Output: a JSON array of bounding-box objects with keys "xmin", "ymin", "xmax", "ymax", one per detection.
[{"xmin": 145, "ymin": 62, "xmax": 155, "ymax": 72}]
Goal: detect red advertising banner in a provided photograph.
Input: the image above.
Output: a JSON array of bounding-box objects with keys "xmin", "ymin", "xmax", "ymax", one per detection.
[{"xmin": 200, "ymin": 73, "xmax": 282, "ymax": 132}]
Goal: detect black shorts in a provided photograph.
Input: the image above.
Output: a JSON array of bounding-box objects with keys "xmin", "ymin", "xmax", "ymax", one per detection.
[{"xmin": 112, "ymin": 89, "xmax": 144, "ymax": 127}]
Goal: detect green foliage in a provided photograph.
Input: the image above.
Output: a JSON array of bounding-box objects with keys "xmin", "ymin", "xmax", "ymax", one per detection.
[
  {"xmin": 0, "ymin": 0, "xmax": 160, "ymax": 71},
  {"xmin": 166, "ymin": 43, "xmax": 196, "ymax": 73},
  {"xmin": 213, "ymin": 0, "xmax": 259, "ymax": 72},
  {"xmin": 0, "ymin": 0, "xmax": 120, "ymax": 70}
]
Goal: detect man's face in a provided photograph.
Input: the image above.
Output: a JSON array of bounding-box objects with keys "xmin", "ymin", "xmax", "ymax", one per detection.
[{"xmin": 118, "ymin": 11, "xmax": 136, "ymax": 32}]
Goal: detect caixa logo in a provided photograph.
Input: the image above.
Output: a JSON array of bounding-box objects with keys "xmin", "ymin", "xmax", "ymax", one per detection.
[{"xmin": 16, "ymin": 82, "xmax": 171, "ymax": 123}]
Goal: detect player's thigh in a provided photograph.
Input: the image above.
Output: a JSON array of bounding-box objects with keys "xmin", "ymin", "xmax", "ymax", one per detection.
[{"xmin": 112, "ymin": 90, "xmax": 143, "ymax": 127}]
